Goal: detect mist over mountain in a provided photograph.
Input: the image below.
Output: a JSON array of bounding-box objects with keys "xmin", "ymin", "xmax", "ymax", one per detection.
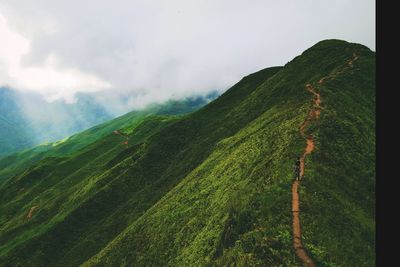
[
  {"xmin": 0, "ymin": 87, "xmax": 218, "ymax": 156},
  {"xmin": 0, "ymin": 88, "xmax": 35, "ymax": 154}
]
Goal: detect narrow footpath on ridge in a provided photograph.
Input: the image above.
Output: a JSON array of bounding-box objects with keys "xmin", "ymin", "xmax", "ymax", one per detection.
[
  {"xmin": 291, "ymin": 52, "xmax": 358, "ymax": 267},
  {"xmin": 113, "ymin": 130, "xmax": 129, "ymax": 147},
  {"xmin": 25, "ymin": 206, "xmax": 39, "ymax": 220}
]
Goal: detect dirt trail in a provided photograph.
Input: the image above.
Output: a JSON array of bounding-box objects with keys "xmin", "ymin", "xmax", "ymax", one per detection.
[
  {"xmin": 297, "ymin": 83, "xmax": 320, "ymax": 180},
  {"xmin": 26, "ymin": 206, "xmax": 39, "ymax": 220},
  {"xmin": 292, "ymin": 180, "xmax": 314, "ymax": 266},
  {"xmin": 292, "ymin": 84, "xmax": 319, "ymax": 267},
  {"xmin": 348, "ymin": 52, "xmax": 359, "ymax": 68},
  {"xmin": 291, "ymin": 52, "xmax": 359, "ymax": 267},
  {"xmin": 113, "ymin": 130, "xmax": 129, "ymax": 147},
  {"xmin": 319, "ymin": 52, "xmax": 359, "ymax": 84}
]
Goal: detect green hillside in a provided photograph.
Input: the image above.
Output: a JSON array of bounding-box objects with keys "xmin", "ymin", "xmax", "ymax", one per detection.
[
  {"xmin": 0, "ymin": 39, "xmax": 375, "ymax": 266},
  {"xmin": 0, "ymin": 97, "xmax": 211, "ymax": 183}
]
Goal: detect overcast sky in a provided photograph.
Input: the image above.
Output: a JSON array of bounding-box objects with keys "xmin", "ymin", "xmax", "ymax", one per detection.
[{"xmin": 0, "ymin": 0, "xmax": 375, "ymax": 106}]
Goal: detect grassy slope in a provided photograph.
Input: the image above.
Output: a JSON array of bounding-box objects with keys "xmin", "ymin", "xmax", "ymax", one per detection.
[
  {"xmin": 0, "ymin": 115, "xmax": 180, "ymax": 265},
  {"xmin": 300, "ymin": 43, "xmax": 375, "ymax": 265},
  {"xmin": 0, "ymin": 40, "xmax": 375, "ymax": 266},
  {"xmin": 0, "ymin": 66, "xmax": 282, "ymax": 267},
  {"xmin": 0, "ymin": 98, "xmax": 210, "ymax": 183},
  {"xmin": 84, "ymin": 40, "xmax": 375, "ymax": 267}
]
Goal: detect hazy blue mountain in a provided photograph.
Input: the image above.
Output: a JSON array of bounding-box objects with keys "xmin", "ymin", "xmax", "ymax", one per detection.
[
  {"xmin": 0, "ymin": 88, "xmax": 35, "ymax": 154},
  {"xmin": 0, "ymin": 88, "xmax": 218, "ymax": 156}
]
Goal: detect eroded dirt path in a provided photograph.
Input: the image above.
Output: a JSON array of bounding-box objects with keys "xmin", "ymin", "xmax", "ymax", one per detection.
[
  {"xmin": 348, "ymin": 52, "xmax": 359, "ymax": 68},
  {"xmin": 26, "ymin": 206, "xmax": 39, "ymax": 220},
  {"xmin": 291, "ymin": 52, "xmax": 359, "ymax": 266},
  {"xmin": 291, "ymin": 84, "xmax": 319, "ymax": 267},
  {"xmin": 292, "ymin": 179, "xmax": 314, "ymax": 267},
  {"xmin": 113, "ymin": 130, "xmax": 129, "ymax": 147}
]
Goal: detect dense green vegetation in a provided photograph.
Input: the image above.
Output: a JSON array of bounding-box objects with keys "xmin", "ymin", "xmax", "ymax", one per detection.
[
  {"xmin": 300, "ymin": 43, "xmax": 375, "ymax": 266},
  {"xmin": 0, "ymin": 39, "xmax": 375, "ymax": 266},
  {"xmin": 0, "ymin": 88, "xmax": 215, "ymax": 157},
  {"xmin": 0, "ymin": 97, "xmax": 211, "ymax": 183}
]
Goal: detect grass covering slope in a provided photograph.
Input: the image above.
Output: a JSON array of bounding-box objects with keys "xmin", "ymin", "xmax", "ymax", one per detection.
[
  {"xmin": 0, "ymin": 39, "xmax": 375, "ymax": 267},
  {"xmin": 0, "ymin": 65, "xmax": 282, "ymax": 266},
  {"xmin": 0, "ymin": 97, "xmax": 211, "ymax": 183},
  {"xmin": 299, "ymin": 43, "xmax": 375, "ymax": 265},
  {"xmin": 84, "ymin": 40, "xmax": 375, "ymax": 267},
  {"xmin": 0, "ymin": 115, "xmax": 180, "ymax": 266}
]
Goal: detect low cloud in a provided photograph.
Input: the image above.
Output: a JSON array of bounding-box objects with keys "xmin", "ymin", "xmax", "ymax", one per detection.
[
  {"xmin": 0, "ymin": 0, "xmax": 375, "ymax": 108},
  {"xmin": 0, "ymin": 14, "xmax": 111, "ymax": 103}
]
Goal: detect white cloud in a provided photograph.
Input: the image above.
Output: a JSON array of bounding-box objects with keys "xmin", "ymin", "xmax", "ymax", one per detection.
[
  {"xmin": 0, "ymin": 14, "xmax": 111, "ymax": 103},
  {"xmin": 0, "ymin": 0, "xmax": 375, "ymax": 106}
]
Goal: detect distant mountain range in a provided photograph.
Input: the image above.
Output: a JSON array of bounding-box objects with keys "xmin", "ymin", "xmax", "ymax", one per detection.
[
  {"xmin": 0, "ymin": 88, "xmax": 217, "ymax": 156},
  {"xmin": 0, "ymin": 40, "xmax": 375, "ymax": 266}
]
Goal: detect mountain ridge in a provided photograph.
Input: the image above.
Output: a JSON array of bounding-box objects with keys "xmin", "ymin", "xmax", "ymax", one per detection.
[
  {"xmin": 0, "ymin": 88, "xmax": 216, "ymax": 156},
  {"xmin": 0, "ymin": 96, "xmax": 214, "ymax": 183},
  {"xmin": 0, "ymin": 39, "xmax": 375, "ymax": 266}
]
